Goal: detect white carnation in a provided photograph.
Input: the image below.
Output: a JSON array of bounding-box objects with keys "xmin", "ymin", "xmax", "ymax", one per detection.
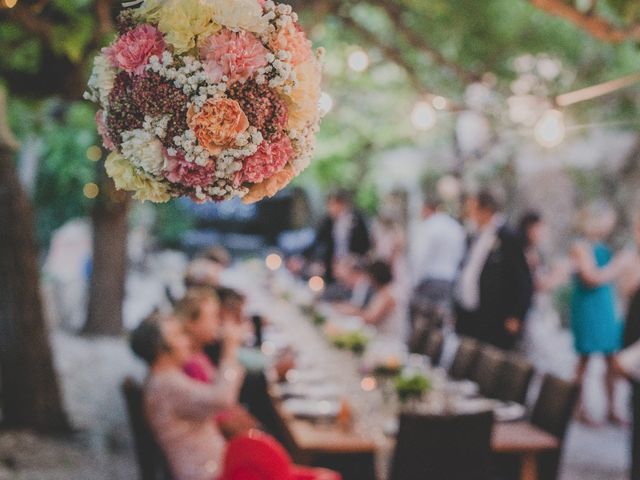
[
  {"xmin": 120, "ymin": 130, "xmax": 167, "ymax": 176},
  {"xmin": 86, "ymin": 53, "xmax": 116, "ymax": 108},
  {"xmin": 208, "ymin": 0, "xmax": 268, "ymax": 34}
]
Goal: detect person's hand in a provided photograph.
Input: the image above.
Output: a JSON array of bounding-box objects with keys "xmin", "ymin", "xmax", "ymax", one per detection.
[
  {"xmin": 504, "ymin": 317, "xmax": 522, "ymax": 335},
  {"xmin": 222, "ymin": 319, "xmax": 250, "ymax": 348},
  {"xmin": 610, "ymin": 356, "xmax": 630, "ymax": 380}
]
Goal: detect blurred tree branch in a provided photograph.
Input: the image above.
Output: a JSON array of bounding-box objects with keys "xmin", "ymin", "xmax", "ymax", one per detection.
[
  {"xmin": 529, "ymin": 0, "xmax": 640, "ymax": 43},
  {"xmin": 367, "ymin": 0, "xmax": 481, "ymax": 83}
]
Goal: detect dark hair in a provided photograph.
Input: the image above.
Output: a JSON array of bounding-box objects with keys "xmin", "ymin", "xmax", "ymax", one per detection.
[
  {"xmin": 519, "ymin": 211, "xmax": 542, "ymax": 247},
  {"xmin": 130, "ymin": 313, "xmax": 168, "ymax": 365},
  {"xmin": 367, "ymin": 260, "xmax": 393, "ymax": 287},
  {"xmin": 423, "ymin": 195, "xmax": 441, "ymax": 211},
  {"xmin": 476, "ymin": 189, "xmax": 501, "ymax": 213},
  {"xmin": 215, "ymin": 286, "xmax": 246, "ymax": 308},
  {"xmin": 327, "ymin": 188, "xmax": 352, "ymax": 206},
  {"xmin": 199, "ymin": 245, "xmax": 231, "ymax": 266}
]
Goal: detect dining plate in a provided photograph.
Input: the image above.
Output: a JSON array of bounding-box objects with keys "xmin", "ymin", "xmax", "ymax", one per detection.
[{"xmin": 282, "ymin": 398, "xmax": 341, "ymax": 419}]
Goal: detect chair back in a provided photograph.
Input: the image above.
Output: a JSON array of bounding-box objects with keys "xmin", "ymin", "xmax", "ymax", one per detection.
[
  {"xmin": 494, "ymin": 355, "xmax": 534, "ymax": 404},
  {"xmin": 424, "ymin": 330, "xmax": 444, "ymax": 366},
  {"xmin": 531, "ymin": 374, "xmax": 579, "ymax": 439},
  {"xmin": 448, "ymin": 337, "xmax": 480, "ymax": 380},
  {"xmin": 530, "ymin": 374, "xmax": 579, "ymax": 480},
  {"xmin": 121, "ymin": 377, "xmax": 173, "ymax": 480},
  {"xmin": 469, "ymin": 346, "xmax": 506, "ymax": 398},
  {"xmin": 390, "ymin": 411, "xmax": 494, "ymax": 480}
]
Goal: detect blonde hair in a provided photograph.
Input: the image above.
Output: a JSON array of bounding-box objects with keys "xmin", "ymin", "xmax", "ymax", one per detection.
[
  {"xmin": 174, "ymin": 287, "xmax": 219, "ymax": 323},
  {"xmin": 578, "ymin": 201, "xmax": 617, "ymax": 240}
]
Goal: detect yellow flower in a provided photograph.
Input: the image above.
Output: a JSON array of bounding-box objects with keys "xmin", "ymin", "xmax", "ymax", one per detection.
[
  {"xmin": 155, "ymin": 0, "xmax": 220, "ymax": 54},
  {"xmin": 105, "ymin": 152, "xmax": 171, "ymax": 203},
  {"xmin": 286, "ymin": 59, "xmax": 321, "ymax": 131}
]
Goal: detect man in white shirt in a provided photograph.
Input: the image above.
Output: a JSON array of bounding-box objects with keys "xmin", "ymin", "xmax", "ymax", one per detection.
[
  {"xmin": 410, "ymin": 197, "xmax": 465, "ymax": 335},
  {"xmin": 454, "ymin": 190, "xmax": 532, "ymax": 350}
]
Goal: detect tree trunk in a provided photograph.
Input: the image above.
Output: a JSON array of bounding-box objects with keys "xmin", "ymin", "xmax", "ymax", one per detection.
[
  {"xmin": 0, "ymin": 92, "xmax": 69, "ymax": 431},
  {"xmin": 83, "ymin": 159, "xmax": 130, "ymax": 336}
]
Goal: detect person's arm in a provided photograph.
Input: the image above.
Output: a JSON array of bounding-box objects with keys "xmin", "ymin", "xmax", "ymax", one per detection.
[
  {"xmin": 362, "ymin": 291, "xmax": 395, "ymax": 326},
  {"xmin": 172, "ymin": 364, "xmax": 245, "ymax": 421},
  {"xmin": 576, "ymin": 245, "xmax": 634, "ymax": 287},
  {"xmin": 504, "ymin": 233, "xmax": 533, "ymax": 335}
]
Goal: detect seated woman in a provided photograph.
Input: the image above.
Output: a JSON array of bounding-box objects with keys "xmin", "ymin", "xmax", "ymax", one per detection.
[
  {"xmin": 131, "ymin": 312, "xmax": 244, "ymax": 480},
  {"xmin": 174, "ymin": 288, "xmax": 257, "ymax": 438},
  {"xmin": 336, "ymin": 260, "xmax": 406, "ymax": 340}
]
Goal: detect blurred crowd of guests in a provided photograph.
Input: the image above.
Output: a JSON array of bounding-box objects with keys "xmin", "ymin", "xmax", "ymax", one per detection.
[
  {"xmin": 128, "ymin": 186, "xmax": 640, "ymax": 480},
  {"xmin": 297, "ymin": 187, "xmax": 640, "ymax": 479}
]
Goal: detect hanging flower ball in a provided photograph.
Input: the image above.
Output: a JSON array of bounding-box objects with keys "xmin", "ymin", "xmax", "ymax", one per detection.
[{"xmin": 85, "ymin": 0, "xmax": 324, "ymax": 203}]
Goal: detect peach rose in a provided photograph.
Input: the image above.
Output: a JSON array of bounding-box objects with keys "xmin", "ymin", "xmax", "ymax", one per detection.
[
  {"xmin": 242, "ymin": 163, "xmax": 295, "ymax": 204},
  {"xmin": 187, "ymin": 98, "xmax": 249, "ymax": 155}
]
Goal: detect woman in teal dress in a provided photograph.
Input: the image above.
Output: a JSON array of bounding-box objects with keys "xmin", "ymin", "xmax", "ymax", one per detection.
[{"xmin": 571, "ymin": 205, "xmax": 623, "ymax": 424}]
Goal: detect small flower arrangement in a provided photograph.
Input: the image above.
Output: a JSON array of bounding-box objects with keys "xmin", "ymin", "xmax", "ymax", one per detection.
[
  {"xmin": 85, "ymin": 0, "xmax": 324, "ymax": 203},
  {"xmin": 394, "ymin": 373, "xmax": 431, "ymax": 402}
]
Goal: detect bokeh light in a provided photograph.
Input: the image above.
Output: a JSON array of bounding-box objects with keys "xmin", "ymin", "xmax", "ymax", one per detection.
[
  {"xmin": 83, "ymin": 183, "xmax": 99, "ymax": 199},
  {"xmin": 308, "ymin": 275, "xmax": 325, "ymax": 292},
  {"xmin": 411, "ymin": 101, "xmax": 436, "ymax": 131},
  {"xmin": 318, "ymin": 92, "xmax": 334, "ymax": 116},
  {"xmin": 347, "ymin": 49, "xmax": 369, "ymax": 72},
  {"xmin": 265, "ymin": 253, "xmax": 283, "ymax": 271},
  {"xmin": 534, "ymin": 109, "xmax": 566, "ymax": 148},
  {"xmin": 86, "ymin": 145, "xmax": 102, "ymax": 162}
]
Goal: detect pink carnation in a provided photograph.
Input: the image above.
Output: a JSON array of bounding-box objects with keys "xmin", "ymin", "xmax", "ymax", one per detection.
[
  {"xmin": 106, "ymin": 24, "xmax": 165, "ymax": 75},
  {"xmin": 240, "ymin": 134, "xmax": 294, "ymax": 184},
  {"xmin": 164, "ymin": 150, "xmax": 216, "ymax": 189},
  {"xmin": 199, "ymin": 29, "xmax": 268, "ymax": 84},
  {"xmin": 96, "ymin": 110, "xmax": 116, "ymax": 151}
]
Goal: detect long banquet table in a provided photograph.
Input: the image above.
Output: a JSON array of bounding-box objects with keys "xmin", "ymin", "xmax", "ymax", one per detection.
[{"xmin": 223, "ymin": 262, "xmax": 559, "ymax": 480}]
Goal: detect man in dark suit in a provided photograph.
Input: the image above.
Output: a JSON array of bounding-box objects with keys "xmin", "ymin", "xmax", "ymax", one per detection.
[
  {"xmin": 307, "ymin": 189, "xmax": 371, "ymax": 281},
  {"xmin": 614, "ymin": 251, "xmax": 640, "ymax": 479},
  {"xmin": 454, "ymin": 190, "xmax": 532, "ymax": 350}
]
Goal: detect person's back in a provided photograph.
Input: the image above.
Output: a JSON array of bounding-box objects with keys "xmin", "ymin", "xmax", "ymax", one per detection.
[
  {"xmin": 145, "ymin": 370, "xmax": 227, "ymax": 480},
  {"xmin": 414, "ymin": 212, "xmax": 465, "ymax": 284}
]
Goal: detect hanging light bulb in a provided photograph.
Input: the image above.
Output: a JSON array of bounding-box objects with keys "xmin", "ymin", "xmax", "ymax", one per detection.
[
  {"xmin": 534, "ymin": 109, "xmax": 565, "ymax": 148},
  {"xmin": 411, "ymin": 101, "xmax": 436, "ymax": 131},
  {"xmin": 318, "ymin": 92, "xmax": 334, "ymax": 116},
  {"xmin": 347, "ymin": 49, "xmax": 369, "ymax": 72}
]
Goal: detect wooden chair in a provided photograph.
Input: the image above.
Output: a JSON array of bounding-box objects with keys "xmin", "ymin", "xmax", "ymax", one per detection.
[
  {"xmin": 121, "ymin": 377, "xmax": 174, "ymax": 480},
  {"xmin": 448, "ymin": 337, "xmax": 480, "ymax": 380},
  {"xmin": 390, "ymin": 411, "xmax": 494, "ymax": 480},
  {"xmin": 468, "ymin": 346, "xmax": 506, "ymax": 399},
  {"xmin": 493, "ymin": 354, "xmax": 534, "ymax": 405},
  {"xmin": 529, "ymin": 374, "xmax": 579, "ymax": 480},
  {"xmin": 424, "ymin": 329, "xmax": 445, "ymax": 366}
]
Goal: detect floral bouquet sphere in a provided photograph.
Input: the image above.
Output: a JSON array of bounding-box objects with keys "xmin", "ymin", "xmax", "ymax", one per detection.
[{"xmin": 85, "ymin": 0, "xmax": 324, "ymax": 203}]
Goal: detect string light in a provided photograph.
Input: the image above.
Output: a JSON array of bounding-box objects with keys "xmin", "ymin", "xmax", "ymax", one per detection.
[
  {"xmin": 534, "ymin": 109, "xmax": 565, "ymax": 148},
  {"xmin": 411, "ymin": 101, "xmax": 436, "ymax": 131},
  {"xmin": 347, "ymin": 49, "xmax": 369, "ymax": 73},
  {"xmin": 83, "ymin": 183, "xmax": 99, "ymax": 199},
  {"xmin": 3, "ymin": 0, "xmax": 18, "ymax": 8}
]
